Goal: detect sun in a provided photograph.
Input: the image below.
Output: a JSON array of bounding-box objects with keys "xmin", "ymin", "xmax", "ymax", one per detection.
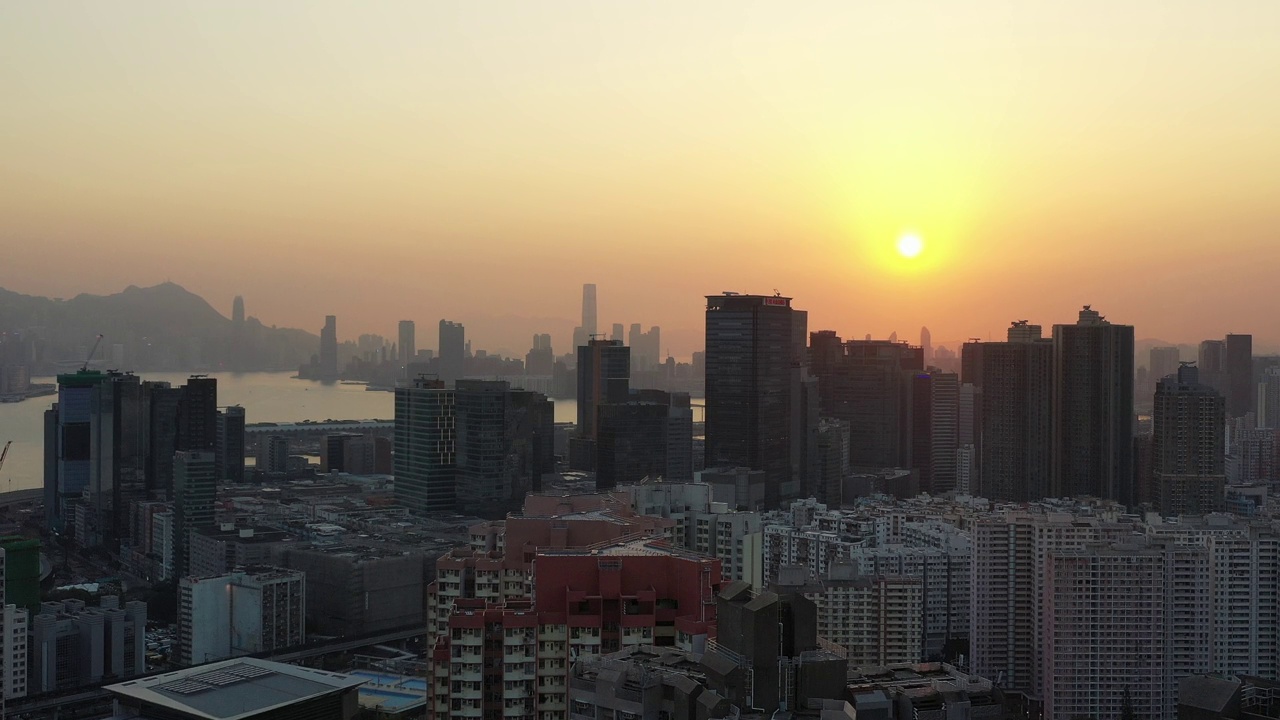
[{"xmin": 896, "ymin": 233, "xmax": 924, "ymax": 258}]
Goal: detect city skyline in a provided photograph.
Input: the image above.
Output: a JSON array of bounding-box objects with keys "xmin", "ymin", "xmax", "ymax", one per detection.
[{"xmin": 4, "ymin": 2, "xmax": 1280, "ymax": 357}]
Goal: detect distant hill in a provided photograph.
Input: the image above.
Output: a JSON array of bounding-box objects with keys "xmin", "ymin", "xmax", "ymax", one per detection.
[{"xmin": 0, "ymin": 283, "xmax": 317, "ymax": 373}]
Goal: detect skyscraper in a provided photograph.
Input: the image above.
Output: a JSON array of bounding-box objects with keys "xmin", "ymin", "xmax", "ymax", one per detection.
[
  {"xmin": 398, "ymin": 320, "xmax": 416, "ymax": 369},
  {"xmin": 44, "ymin": 370, "xmax": 111, "ymax": 531},
  {"xmin": 438, "ymin": 320, "xmax": 465, "ymax": 387},
  {"xmin": 1225, "ymin": 333, "xmax": 1253, "ymax": 418},
  {"xmin": 1198, "ymin": 339, "xmax": 1227, "ymax": 393},
  {"xmin": 177, "ymin": 376, "xmax": 217, "ymax": 452},
  {"xmin": 215, "ymin": 405, "xmax": 245, "ymax": 484},
  {"xmin": 812, "ymin": 338, "xmax": 921, "ymax": 471},
  {"xmin": 88, "ymin": 372, "xmax": 146, "ymax": 547},
  {"xmin": 453, "ymin": 380, "xmax": 553, "ymax": 512},
  {"xmin": 920, "ymin": 326, "xmax": 932, "ymax": 361},
  {"xmin": 231, "ymin": 296, "xmax": 245, "ymax": 324},
  {"xmin": 705, "ymin": 293, "xmax": 802, "ymax": 507},
  {"xmin": 611, "ymin": 323, "xmax": 624, "ymax": 342},
  {"xmin": 582, "ymin": 283, "xmax": 597, "ymax": 338},
  {"xmin": 1149, "ymin": 346, "xmax": 1181, "ymax": 384},
  {"xmin": 318, "ymin": 315, "xmax": 338, "ymax": 381},
  {"xmin": 1152, "ymin": 363, "xmax": 1225, "ymax": 514},
  {"xmin": 393, "ymin": 377, "xmax": 456, "ymax": 514},
  {"xmin": 173, "ymin": 449, "xmax": 216, "ymax": 578},
  {"xmin": 1052, "ymin": 306, "xmax": 1135, "ymax": 504},
  {"xmin": 576, "ymin": 339, "xmax": 630, "ymax": 441},
  {"xmin": 978, "ymin": 322, "xmax": 1053, "ymax": 502}
]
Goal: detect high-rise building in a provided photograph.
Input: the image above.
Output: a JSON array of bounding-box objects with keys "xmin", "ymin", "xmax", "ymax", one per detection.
[
  {"xmin": 259, "ymin": 435, "xmax": 290, "ymax": 474},
  {"xmin": 86, "ymin": 372, "xmax": 146, "ymax": 547},
  {"xmin": 438, "ymin": 319, "xmax": 465, "ymax": 387},
  {"xmin": 628, "ymin": 324, "xmax": 662, "ymax": 370},
  {"xmin": 1149, "ymin": 346, "xmax": 1181, "ymax": 384},
  {"xmin": 920, "ymin": 326, "xmax": 932, "ymax": 361},
  {"xmin": 575, "ymin": 339, "xmax": 630, "ymax": 443},
  {"xmin": 143, "ymin": 380, "xmax": 182, "ymax": 499},
  {"xmin": 319, "ymin": 315, "xmax": 338, "ymax": 380},
  {"xmin": 1259, "ymin": 367, "xmax": 1280, "ymax": 429},
  {"xmin": 1152, "ymin": 363, "xmax": 1225, "ymax": 515},
  {"xmin": 1226, "ymin": 333, "xmax": 1254, "ymax": 418},
  {"xmin": 177, "ymin": 376, "xmax": 218, "ymax": 453},
  {"xmin": 394, "ymin": 377, "xmax": 455, "ymax": 514},
  {"xmin": 231, "ymin": 295, "xmax": 245, "ymax": 324},
  {"xmin": 1051, "ymin": 306, "xmax": 1135, "ymax": 504},
  {"xmin": 177, "ymin": 566, "xmax": 306, "ymax": 666},
  {"xmin": 29, "ymin": 596, "xmax": 146, "ymax": 693},
  {"xmin": 582, "ymin": 283, "xmax": 597, "ymax": 338},
  {"xmin": 1, "ymin": 547, "xmax": 30, "ymax": 702},
  {"xmin": 812, "ymin": 337, "xmax": 921, "ymax": 471},
  {"xmin": 926, "ymin": 371, "xmax": 959, "ymax": 494},
  {"xmin": 1199, "ymin": 339, "xmax": 1227, "ymax": 394},
  {"xmin": 215, "ymin": 405, "xmax": 245, "ymax": 484},
  {"xmin": 611, "ymin": 322, "xmax": 624, "ymax": 342},
  {"xmin": 398, "ymin": 320, "xmax": 416, "ymax": 372},
  {"xmin": 706, "ymin": 293, "xmax": 803, "ymax": 507},
  {"xmin": 978, "ymin": 322, "xmax": 1053, "ymax": 502},
  {"xmin": 44, "ymin": 370, "xmax": 110, "ymax": 531},
  {"xmin": 453, "ymin": 380, "xmax": 554, "ymax": 513},
  {"xmin": 595, "ymin": 390, "xmax": 694, "ymax": 488},
  {"xmin": 173, "ymin": 450, "xmax": 216, "ymax": 578},
  {"xmin": 524, "ymin": 334, "xmax": 554, "ymax": 376}
]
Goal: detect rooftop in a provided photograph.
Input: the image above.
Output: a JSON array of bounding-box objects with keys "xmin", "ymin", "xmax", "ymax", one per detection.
[{"xmin": 106, "ymin": 658, "xmax": 364, "ymax": 720}]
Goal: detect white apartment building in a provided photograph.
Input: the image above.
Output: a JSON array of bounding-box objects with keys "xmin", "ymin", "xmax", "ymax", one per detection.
[
  {"xmin": 627, "ymin": 482, "xmax": 763, "ymax": 587},
  {"xmin": 1, "ymin": 548, "xmax": 30, "ymax": 701},
  {"xmin": 1042, "ymin": 540, "xmax": 1211, "ymax": 720},
  {"xmin": 177, "ymin": 566, "xmax": 306, "ymax": 666}
]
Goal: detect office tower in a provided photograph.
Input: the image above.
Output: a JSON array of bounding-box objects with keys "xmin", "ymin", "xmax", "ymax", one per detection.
[
  {"xmin": 1149, "ymin": 345, "xmax": 1181, "ymax": 383},
  {"xmin": 920, "ymin": 326, "xmax": 932, "ymax": 361},
  {"xmin": 706, "ymin": 293, "xmax": 803, "ymax": 507},
  {"xmin": 1226, "ymin": 333, "xmax": 1253, "ymax": 418},
  {"xmin": 1259, "ymin": 367, "xmax": 1280, "ymax": 429},
  {"xmin": 231, "ymin": 295, "xmax": 244, "ymax": 324},
  {"xmin": 438, "ymin": 319, "xmax": 465, "ymax": 387},
  {"xmin": 581, "ymin": 283, "xmax": 597, "ymax": 338},
  {"xmin": 173, "ymin": 450, "xmax": 216, "ymax": 578},
  {"xmin": 611, "ymin": 323, "xmax": 624, "ymax": 342},
  {"xmin": 1199, "ymin": 339, "xmax": 1227, "ymax": 393},
  {"xmin": 215, "ymin": 405, "xmax": 245, "ymax": 484},
  {"xmin": 44, "ymin": 370, "xmax": 110, "ymax": 531},
  {"xmin": 628, "ymin": 324, "xmax": 662, "ymax": 370},
  {"xmin": 811, "ymin": 337, "xmax": 921, "ymax": 471},
  {"xmin": 1152, "ymin": 363, "xmax": 1225, "ymax": 514},
  {"xmin": 259, "ymin": 435, "xmax": 290, "ymax": 474},
  {"xmin": 397, "ymin": 320, "xmax": 416, "ymax": 369},
  {"xmin": 576, "ymin": 339, "xmax": 630, "ymax": 442},
  {"xmin": 453, "ymin": 380, "xmax": 553, "ymax": 512},
  {"xmin": 177, "ymin": 376, "xmax": 217, "ymax": 452},
  {"xmin": 960, "ymin": 340, "xmax": 983, "ymax": 386},
  {"xmin": 318, "ymin": 315, "xmax": 338, "ymax": 380},
  {"xmin": 978, "ymin": 322, "xmax": 1053, "ymax": 502},
  {"xmin": 143, "ymin": 380, "xmax": 181, "ymax": 499},
  {"xmin": 525, "ymin": 333, "xmax": 555, "ymax": 377},
  {"xmin": 320, "ymin": 432, "xmax": 360, "ymax": 473},
  {"xmin": 177, "ymin": 567, "xmax": 305, "ymax": 666},
  {"xmin": 90, "ymin": 373, "xmax": 149, "ymax": 547},
  {"xmin": 0, "ymin": 537, "xmax": 40, "ymax": 614},
  {"xmin": 596, "ymin": 390, "xmax": 693, "ymax": 489},
  {"xmin": 394, "ymin": 376, "xmax": 456, "ymax": 514},
  {"xmin": 1051, "ymin": 306, "xmax": 1135, "ymax": 504}
]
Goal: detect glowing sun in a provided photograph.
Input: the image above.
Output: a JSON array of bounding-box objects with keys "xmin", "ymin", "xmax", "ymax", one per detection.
[{"xmin": 897, "ymin": 233, "xmax": 924, "ymax": 258}]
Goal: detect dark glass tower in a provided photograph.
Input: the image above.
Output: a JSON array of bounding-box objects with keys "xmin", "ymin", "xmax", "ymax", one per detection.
[
  {"xmin": 704, "ymin": 293, "xmax": 801, "ymax": 507},
  {"xmin": 394, "ymin": 377, "xmax": 455, "ymax": 514},
  {"xmin": 978, "ymin": 322, "xmax": 1053, "ymax": 502},
  {"xmin": 1051, "ymin": 306, "xmax": 1135, "ymax": 504}
]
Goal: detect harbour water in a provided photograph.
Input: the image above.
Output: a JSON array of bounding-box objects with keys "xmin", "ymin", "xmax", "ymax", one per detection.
[{"xmin": 0, "ymin": 372, "xmax": 581, "ymax": 494}]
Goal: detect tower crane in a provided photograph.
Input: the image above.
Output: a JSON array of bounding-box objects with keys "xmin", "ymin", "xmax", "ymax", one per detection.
[
  {"xmin": 81, "ymin": 334, "xmax": 104, "ymax": 371},
  {"xmin": 0, "ymin": 440, "xmax": 10, "ymax": 472}
]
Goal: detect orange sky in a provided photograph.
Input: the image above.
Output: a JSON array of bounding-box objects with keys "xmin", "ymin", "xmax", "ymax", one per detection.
[{"xmin": 3, "ymin": 2, "xmax": 1278, "ymax": 358}]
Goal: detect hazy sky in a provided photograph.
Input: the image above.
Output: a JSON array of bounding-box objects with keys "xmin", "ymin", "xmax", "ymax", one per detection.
[{"xmin": 3, "ymin": 2, "xmax": 1278, "ymax": 357}]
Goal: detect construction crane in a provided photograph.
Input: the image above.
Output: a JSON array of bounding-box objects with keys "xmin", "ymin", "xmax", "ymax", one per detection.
[
  {"xmin": 81, "ymin": 333, "xmax": 104, "ymax": 371},
  {"xmin": 0, "ymin": 440, "xmax": 10, "ymax": 473}
]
